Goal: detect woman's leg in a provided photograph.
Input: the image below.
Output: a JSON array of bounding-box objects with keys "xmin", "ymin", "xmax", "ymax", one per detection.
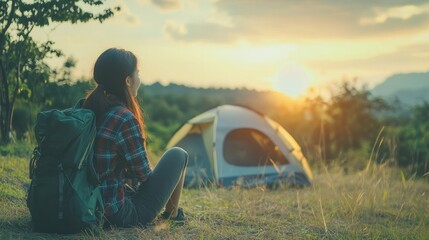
[
  {"xmin": 164, "ymin": 167, "xmax": 186, "ymax": 217},
  {"xmin": 105, "ymin": 198, "xmax": 139, "ymax": 228},
  {"xmin": 131, "ymin": 147, "xmax": 188, "ymax": 225}
]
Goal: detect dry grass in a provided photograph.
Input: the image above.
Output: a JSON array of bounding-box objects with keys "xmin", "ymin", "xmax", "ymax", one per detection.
[{"xmin": 1, "ymin": 156, "xmax": 428, "ymax": 239}]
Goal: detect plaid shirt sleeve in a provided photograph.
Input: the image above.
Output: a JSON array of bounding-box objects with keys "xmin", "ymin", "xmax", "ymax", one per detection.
[{"xmin": 117, "ymin": 111, "xmax": 152, "ymax": 182}]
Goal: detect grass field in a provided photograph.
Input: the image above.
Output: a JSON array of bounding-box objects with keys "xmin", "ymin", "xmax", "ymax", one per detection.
[{"xmin": 0, "ymin": 156, "xmax": 428, "ymax": 239}]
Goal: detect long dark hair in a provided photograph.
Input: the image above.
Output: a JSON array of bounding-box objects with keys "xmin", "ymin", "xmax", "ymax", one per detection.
[{"xmin": 83, "ymin": 48, "xmax": 145, "ymax": 138}]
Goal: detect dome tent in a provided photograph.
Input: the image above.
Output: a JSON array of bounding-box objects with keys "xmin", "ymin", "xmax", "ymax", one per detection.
[{"xmin": 167, "ymin": 105, "xmax": 313, "ymax": 188}]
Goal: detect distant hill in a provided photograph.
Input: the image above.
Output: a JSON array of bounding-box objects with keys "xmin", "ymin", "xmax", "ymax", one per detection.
[
  {"xmin": 142, "ymin": 82, "xmax": 297, "ymax": 115},
  {"xmin": 138, "ymin": 82, "xmax": 305, "ymax": 149},
  {"xmin": 371, "ymin": 72, "xmax": 429, "ymax": 106}
]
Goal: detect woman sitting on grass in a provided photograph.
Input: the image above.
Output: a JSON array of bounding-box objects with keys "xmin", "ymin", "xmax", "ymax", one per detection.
[{"xmin": 83, "ymin": 48, "xmax": 188, "ymax": 227}]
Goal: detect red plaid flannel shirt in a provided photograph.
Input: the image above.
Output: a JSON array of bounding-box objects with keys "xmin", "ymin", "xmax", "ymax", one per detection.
[{"xmin": 94, "ymin": 106, "xmax": 152, "ymax": 216}]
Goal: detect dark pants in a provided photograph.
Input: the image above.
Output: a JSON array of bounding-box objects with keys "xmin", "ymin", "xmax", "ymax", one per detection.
[{"xmin": 106, "ymin": 147, "xmax": 188, "ymax": 227}]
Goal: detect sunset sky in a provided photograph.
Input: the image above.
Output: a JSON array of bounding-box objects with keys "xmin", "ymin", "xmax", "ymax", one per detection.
[{"xmin": 32, "ymin": 0, "xmax": 429, "ymax": 97}]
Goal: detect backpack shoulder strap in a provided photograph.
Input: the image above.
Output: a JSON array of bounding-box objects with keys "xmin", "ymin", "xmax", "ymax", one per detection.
[
  {"xmin": 75, "ymin": 98, "xmax": 125, "ymax": 114},
  {"xmin": 109, "ymin": 105, "xmax": 126, "ymax": 112},
  {"xmin": 74, "ymin": 98, "xmax": 86, "ymax": 109}
]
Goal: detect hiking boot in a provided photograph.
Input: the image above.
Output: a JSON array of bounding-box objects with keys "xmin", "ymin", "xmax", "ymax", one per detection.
[{"xmin": 160, "ymin": 207, "xmax": 186, "ymax": 225}]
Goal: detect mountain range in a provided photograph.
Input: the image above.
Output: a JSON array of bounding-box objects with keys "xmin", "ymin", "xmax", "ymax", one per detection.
[
  {"xmin": 371, "ymin": 72, "xmax": 429, "ymax": 106},
  {"xmin": 145, "ymin": 71, "xmax": 428, "ymax": 107}
]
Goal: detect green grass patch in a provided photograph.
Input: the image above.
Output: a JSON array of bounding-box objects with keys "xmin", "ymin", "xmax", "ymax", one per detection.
[
  {"xmin": 0, "ymin": 156, "xmax": 29, "ymax": 201},
  {"xmin": 0, "ymin": 156, "xmax": 428, "ymax": 239},
  {"xmin": 0, "ymin": 142, "xmax": 34, "ymax": 158}
]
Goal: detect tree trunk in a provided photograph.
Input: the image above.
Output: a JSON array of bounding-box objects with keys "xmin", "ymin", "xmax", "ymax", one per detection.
[
  {"xmin": 0, "ymin": 101, "xmax": 12, "ymax": 145},
  {"xmin": 2, "ymin": 105, "xmax": 12, "ymax": 144},
  {"xmin": 0, "ymin": 61, "xmax": 11, "ymax": 144}
]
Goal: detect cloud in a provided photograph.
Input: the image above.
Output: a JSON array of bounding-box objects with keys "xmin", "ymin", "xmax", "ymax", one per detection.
[
  {"xmin": 312, "ymin": 43, "xmax": 429, "ymax": 70},
  {"xmin": 165, "ymin": 0, "xmax": 429, "ymax": 43},
  {"xmin": 164, "ymin": 20, "xmax": 187, "ymax": 37},
  {"xmin": 112, "ymin": 0, "xmax": 142, "ymax": 26},
  {"xmin": 304, "ymin": 41, "xmax": 429, "ymax": 85},
  {"xmin": 164, "ymin": 20, "xmax": 237, "ymax": 42},
  {"xmin": 151, "ymin": 0, "xmax": 182, "ymax": 11},
  {"xmin": 360, "ymin": 4, "xmax": 429, "ymax": 25}
]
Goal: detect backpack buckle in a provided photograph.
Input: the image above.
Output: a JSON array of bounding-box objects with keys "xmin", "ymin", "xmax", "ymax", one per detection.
[
  {"xmin": 29, "ymin": 136, "xmax": 45, "ymax": 179},
  {"xmin": 33, "ymin": 147, "xmax": 41, "ymax": 160},
  {"xmin": 29, "ymin": 147, "xmax": 41, "ymax": 179}
]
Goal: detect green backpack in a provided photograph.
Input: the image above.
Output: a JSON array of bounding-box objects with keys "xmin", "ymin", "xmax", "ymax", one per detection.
[{"xmin": 26, "ymin": 100, "xmax": 104, "ymax": 234}]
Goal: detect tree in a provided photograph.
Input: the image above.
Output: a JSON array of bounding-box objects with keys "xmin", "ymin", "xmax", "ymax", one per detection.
[
  {"xmin": 52, "ymin": 56, "xmax": 77, "ymax": 85},
  {"xmin": 305, "ymin": 80, "xmax": 389, "ymax": 161},
  {"xmin": 392, "ymin": 102, "xmax": 429, "ymax": 176},
  {"xmin": 0, "ymin": 0, "xmax": 119, "ymax": 144}
]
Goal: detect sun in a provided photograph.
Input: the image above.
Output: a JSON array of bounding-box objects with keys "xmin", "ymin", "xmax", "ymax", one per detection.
[{"xmin": 271, "ymin": 63, "xmax": 313, "ymax": 98}]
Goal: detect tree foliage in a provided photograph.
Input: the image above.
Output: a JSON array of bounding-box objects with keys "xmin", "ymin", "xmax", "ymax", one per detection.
[
  {"xmin": 388, "ymin": 103, "xmax": 429, "ymax": 176},
  {"xmin": 305, "ymin": 81, "xmax": 389, "ymax": 161},
  {"xmin": 0, "ymin": 0, "xmax": 119, "ymax": 144}
]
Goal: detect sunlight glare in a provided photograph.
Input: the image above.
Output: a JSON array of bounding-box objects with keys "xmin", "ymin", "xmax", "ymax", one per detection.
[{"xmin": 272, "ymin": 64, "xmax": 313, "ymax": 98}]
